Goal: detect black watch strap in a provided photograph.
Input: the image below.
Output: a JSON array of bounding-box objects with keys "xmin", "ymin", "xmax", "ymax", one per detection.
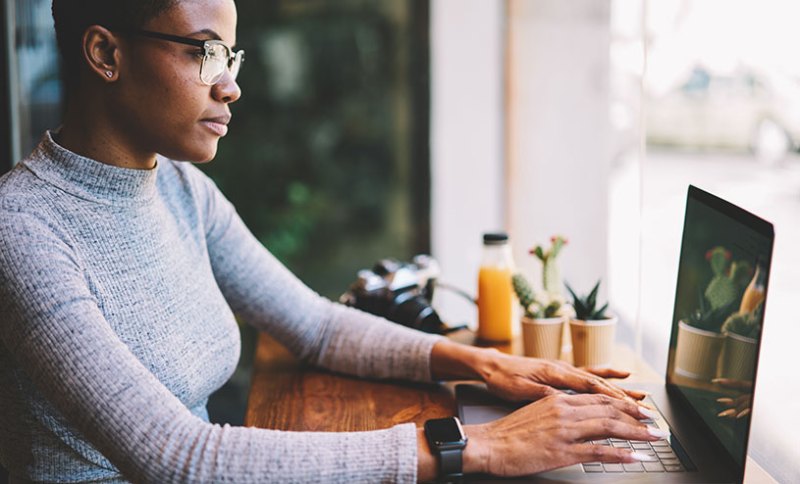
[
  {"xmin": 425, "ymin": 416, "xmax": 467, "ymax": 483},
  {"xmin": 439, "ymin": 447, "xmax": 464, "ymax": 481}
]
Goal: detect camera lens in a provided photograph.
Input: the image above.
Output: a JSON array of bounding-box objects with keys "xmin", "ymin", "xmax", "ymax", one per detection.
[{"xmin": 388, "ymin": 291, "xmax": 443, "ymax": 333}]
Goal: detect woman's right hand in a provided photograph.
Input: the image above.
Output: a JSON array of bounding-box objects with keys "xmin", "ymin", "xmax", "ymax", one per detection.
[{"xmin": 462, "ymin": 392, "xmax": 666, "ymax": 477}]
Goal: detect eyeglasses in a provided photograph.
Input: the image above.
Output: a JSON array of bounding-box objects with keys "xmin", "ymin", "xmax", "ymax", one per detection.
[{"xmin": 124, "ymin": 29, "xmax": 244, "ymax": 85}]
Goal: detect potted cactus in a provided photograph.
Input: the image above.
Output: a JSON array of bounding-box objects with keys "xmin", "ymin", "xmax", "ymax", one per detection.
[
  {"xmin": 702, "ymin": 247, "xmax": 751, "ymax": 316},
  {"xmin": 718, "ymin": 302, "xmax": 763, "ymax": 381},
  {"xmin": 513, "ymin": 274, "xmax": 565, "ymax": 359},
  {"xmin": 675, "ymin": 246, "xmax": 752, "ymax": 380},
  {"xmin": 565, "ymin": 280, "xmax": 616, "ymax": 368},
  {"xmin": 512, "ymin": 236, "xmax": 568, "ymax": 359},
  {"xmin": 530, "ymin": 235, "xmax": 568, "ymax": 297}
]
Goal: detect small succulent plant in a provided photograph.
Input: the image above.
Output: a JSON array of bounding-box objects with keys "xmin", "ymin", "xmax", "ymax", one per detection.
[
  {"xmin": 512, "ymin": 273, "xmax": 561, "ymax": 319},
  {"xmin": 685, "ymin": 246, "xmax": 753, "ymax": 333},
  {"xmin": 565, "ymin": 280, "xmax": 609, "ymax": 321},
  {"xmin": 722, "ymin": 302, "xmax": 763, "ymax": 340},
  {"xmin": 684, "ymin": 288, "xmax": 738, "ymax": 333}
]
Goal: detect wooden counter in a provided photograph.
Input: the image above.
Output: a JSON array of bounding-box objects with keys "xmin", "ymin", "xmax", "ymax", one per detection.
[{"xmin": 245, "ymin": 329, "xmax": 775, "ymax": 482}]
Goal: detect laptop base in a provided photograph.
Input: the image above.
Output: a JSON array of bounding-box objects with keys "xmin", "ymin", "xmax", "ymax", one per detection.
[{"xmin": 457, "ymin": 383, "xmax": 739, "ymax": 483}]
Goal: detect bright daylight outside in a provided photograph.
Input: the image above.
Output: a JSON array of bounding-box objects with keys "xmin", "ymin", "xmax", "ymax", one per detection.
[{"xmin": 608, "ymin": 1, "xmax": 800, "ymax": 481}]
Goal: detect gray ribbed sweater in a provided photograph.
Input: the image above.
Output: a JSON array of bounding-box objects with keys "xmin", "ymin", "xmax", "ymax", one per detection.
[{"xmin": 0, "ymin": 132, "xmax": 443, "ymax": 483}]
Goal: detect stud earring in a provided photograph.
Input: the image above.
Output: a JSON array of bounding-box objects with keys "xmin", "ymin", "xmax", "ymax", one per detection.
[{"xmin": 105, "ymin": 71, "xmax": 113, "ymax": 78}]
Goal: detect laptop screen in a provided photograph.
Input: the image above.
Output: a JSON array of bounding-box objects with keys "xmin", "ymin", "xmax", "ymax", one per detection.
[{"xmin": 666, "ymin": 185, "xmax": 774, "ymax": 471}]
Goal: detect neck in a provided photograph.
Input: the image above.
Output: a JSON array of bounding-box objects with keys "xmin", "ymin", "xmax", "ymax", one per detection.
[{"xmin": 58, "ymin": 92, "xmax": 158, "ymax": 170}]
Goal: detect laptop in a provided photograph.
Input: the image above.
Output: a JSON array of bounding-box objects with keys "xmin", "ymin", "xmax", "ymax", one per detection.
[{"xmin": 458, "ymin": 185, "xmax": 774, "ymax": 483}]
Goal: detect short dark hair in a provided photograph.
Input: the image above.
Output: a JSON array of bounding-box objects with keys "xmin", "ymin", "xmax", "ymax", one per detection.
[{"xmin": 52, "ymin": 0, "xmax": 178, "ymax": 91}]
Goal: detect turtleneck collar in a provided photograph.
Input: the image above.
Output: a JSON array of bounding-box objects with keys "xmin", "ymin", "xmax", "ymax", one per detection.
[{"xmin": 23, "ymin": 130, "xmax": 160, "ymax": 205}]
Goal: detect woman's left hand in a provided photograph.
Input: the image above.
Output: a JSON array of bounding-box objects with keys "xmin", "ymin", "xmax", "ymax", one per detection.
[{"xmin": 477, "ymin": 351, "xmax": 647, "ymax": 403}]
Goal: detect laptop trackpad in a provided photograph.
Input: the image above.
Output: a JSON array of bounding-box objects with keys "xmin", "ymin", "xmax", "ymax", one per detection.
[{"xmin": 461, "ymin": 404, "xmax": 515, "ymax": 425}]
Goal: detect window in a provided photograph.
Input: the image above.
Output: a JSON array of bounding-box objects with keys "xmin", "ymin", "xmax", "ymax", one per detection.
[
  {"xmin": 199, "ymin": 1, "xmax": 430, "ymax": 299},
  {"xmin": 433, "ymin": 1, "xmax": 796, "ymax": 480},
  {"xmin": 608, "ymin": 1, "xmax": 800, "ymax": 481},
  {"xmin": 3, "ymin": 0, "xmax": 62, "ymax": 170},
  {"xmin": 198, "ymin": 1, "xmax": 431, "ymax": 424}
]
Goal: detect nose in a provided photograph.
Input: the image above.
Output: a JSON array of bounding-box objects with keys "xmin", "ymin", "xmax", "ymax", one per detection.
[{"xmin": 212, "ymin": 70, "xmax": 242, "ymax": 104}]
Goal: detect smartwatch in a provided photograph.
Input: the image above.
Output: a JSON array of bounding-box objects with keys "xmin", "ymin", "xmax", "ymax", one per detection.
[{"xmin": 424, "ymin": 416, "xmax": 468, "ymax": 482}]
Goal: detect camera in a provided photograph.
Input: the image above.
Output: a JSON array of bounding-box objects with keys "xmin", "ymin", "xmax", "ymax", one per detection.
[{"xmin": 340, "ymin": 255, "xmax": 449, "ymax": 334}]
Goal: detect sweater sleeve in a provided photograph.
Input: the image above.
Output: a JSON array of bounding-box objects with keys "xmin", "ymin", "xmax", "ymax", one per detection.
[
  {"xmin": 194, "ymin": 169, "xmax": 445, "ymax": 382},
  {"xmin": 0, "ymin": 205, "xmax": 420, "ymax": 483}
]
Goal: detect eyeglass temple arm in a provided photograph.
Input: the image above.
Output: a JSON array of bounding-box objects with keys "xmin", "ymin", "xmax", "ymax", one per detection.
[{"xmin": 127, "ymin": 29, "xmax": 207, "ymax": 48}]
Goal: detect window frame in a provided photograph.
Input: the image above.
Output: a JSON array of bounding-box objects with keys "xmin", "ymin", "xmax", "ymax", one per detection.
[{"xmin": 1, "ymin": 0, "xmax": 21, "ymax": 173}]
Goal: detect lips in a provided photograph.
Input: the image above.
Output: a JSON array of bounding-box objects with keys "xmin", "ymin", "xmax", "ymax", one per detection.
[{"xmin": 200, "ymin": 114, "xmax": 231, "ymax": 137}]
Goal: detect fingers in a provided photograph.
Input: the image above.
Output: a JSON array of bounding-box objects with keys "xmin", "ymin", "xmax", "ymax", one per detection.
[
  {"xmin": 484, "ymin": 393, "xmax": 667, "ymax": 476},
  {"xmin": 566, "ymin": 401, "xmax": 642, "ymax": 427},
  {"xmin": 579, "ymin": 367, "xmax": 648, "ymax": 401},
  {"xmin": 571, "ymin": 373, "xmax": 635, "ymax": 403},
  {"xmin": 624, "ymin": 388, "xmax": 648, "ymax": 400},
  {"xmin": 573, "ymin": 443, "xmax": 658, "ymax": 464},
  {"xmin": 716, "ymin": 394, "xmax": 752, "ymax": 419},
  {"xmin": 712, "ymin": 378, "xmax": 753, "ymax": 391},
  {"xmin": 583, "ymin": 367, "xmax": 631, "ymax": 379},
  {"xmin": 716, "ymin": 395, "xmax": 750, "ymax": 407},
  {"xmin": 549, "ymin": 364, "xmax": 648, "ymax": 406},
  {"xmin": 576, "ymin": 417, "xmax": 664, "ymax": 443},
  {"xmin": 557, "ymin": 393, "xmax": 653, "ymax": 421},
  {"xmin": 518, "ymin": 382, "xmax": 562, "ymax": 401},
  {"xmin": 495, "ymin": 357, "xmax": 647, "ymax": 405},
  {"xmin": 545, "ymin": 364, "xmax": 633, "ymax": 402}
]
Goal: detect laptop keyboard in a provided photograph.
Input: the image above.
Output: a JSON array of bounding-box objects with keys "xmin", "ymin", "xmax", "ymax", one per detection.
[
  {"xmin": 581, "ymin": 416, "xmax": 686, "ymax": 473},
  {"xmin": 582, "ymin": 437, "xmax": 685, "ymax": 473}
]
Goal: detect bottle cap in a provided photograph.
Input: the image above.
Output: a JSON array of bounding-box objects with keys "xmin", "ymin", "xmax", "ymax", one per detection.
[{"xmin": 483, "ymin": 232, "xmax": 509, "ymax": 245}]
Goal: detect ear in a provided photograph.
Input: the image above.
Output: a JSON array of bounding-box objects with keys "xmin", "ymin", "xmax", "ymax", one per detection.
[{"xmin": 82, "ymin": 25, "xmax": 123, "ymax": 82}]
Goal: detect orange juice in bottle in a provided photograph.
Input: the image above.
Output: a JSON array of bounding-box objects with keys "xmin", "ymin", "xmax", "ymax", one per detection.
[
  {"xmin": 740, "ymin": 261, "xmax": 766, "ymax": 314},
  {"xmin": 477, "ymin": 232, "xmax": 515, "ymax": 341}
]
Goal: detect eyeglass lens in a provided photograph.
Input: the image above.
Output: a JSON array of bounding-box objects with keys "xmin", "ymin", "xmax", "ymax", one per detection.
[{"xmin": 201, "ymin": 43, "xmax": 244, "ymax": 85}]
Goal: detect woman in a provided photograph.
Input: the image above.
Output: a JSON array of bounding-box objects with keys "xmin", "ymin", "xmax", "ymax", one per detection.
[{"xmin": 0, "ymin": 0, "xmax": 662, "ymax": 482}]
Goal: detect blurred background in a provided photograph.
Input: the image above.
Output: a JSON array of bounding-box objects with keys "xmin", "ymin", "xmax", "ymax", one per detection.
[{"xmin": 2, "ymin": 0, "xmax": 798, "ymax": 481}]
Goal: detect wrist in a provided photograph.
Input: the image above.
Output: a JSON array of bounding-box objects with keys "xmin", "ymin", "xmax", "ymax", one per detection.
[
  {"xmin": 462, "ymin": 424, "xmax": 490, "ymax": 474},
  {"xmin": 417, "ymin": 428, "xmax": 438, "ymax": 482},
  {"xmin": 421, "ymin": 417, "xmax": 470, "ymax": 481},
  {"xmin": 430, "ymin": 340, "xmax": 500, "ymax": 381},
  {"xmin": 472, "ymin": 347, "xmax": 503, "ymax": 383}
]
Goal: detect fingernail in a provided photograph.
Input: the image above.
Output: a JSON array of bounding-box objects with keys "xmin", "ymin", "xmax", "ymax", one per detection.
[
  {"xmin": 647, "ymin": 426, "xmax": 670, "ymax": 439},
  {"xmin": 637, "ymin": 400, "xmax": 655, "ymax": 410},
  {"xmin": 717, "ymin": 409, "xmax": 736, "ymax": 418},
  {"xmin": 639, "ymin": 407, "xmax": 659, "ymax": 420},
  {"xmin": 716, "ymin": 397, "xmax": 734, "ymax": 404},
  {"xmin": 736, "ymin": 408, "xmax": 751, "ymax": 419},
  {"xmin": 630, "ymin": 451, "xmax": 658, "ymax": 462}
]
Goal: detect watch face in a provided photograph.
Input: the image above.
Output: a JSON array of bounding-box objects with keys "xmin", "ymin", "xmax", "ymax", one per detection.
[{"xmin": 425, "ymin": 417, "xmax": 466, "ymax": 446}]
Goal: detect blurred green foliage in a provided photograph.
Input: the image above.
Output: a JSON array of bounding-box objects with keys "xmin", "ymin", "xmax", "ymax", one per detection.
[
  {"xmin": 204, "ymin": 0, "xmax": 430, "ymax": 425},
  {"xmin": 200, "ymin": 0, "xmax": 430, "ymax": 299}
]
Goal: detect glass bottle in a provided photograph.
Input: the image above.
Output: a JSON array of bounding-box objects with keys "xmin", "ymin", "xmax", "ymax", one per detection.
[
  {"xmin": 739, "ymin": 261, "xmax": 766, "ymax": 314},
  {"xmin": 477, "ymin": 232, "xmax": 515, "ymax": 341}
]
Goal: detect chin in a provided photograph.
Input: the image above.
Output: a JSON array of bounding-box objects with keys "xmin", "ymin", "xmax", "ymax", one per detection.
[
  {"xmin": 191, "ymin": 154, "xmax": 217, "ymax": 164},
  {"xmin": 163, "ymin": 143, "xmax": 218, "ymax": 164}
]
